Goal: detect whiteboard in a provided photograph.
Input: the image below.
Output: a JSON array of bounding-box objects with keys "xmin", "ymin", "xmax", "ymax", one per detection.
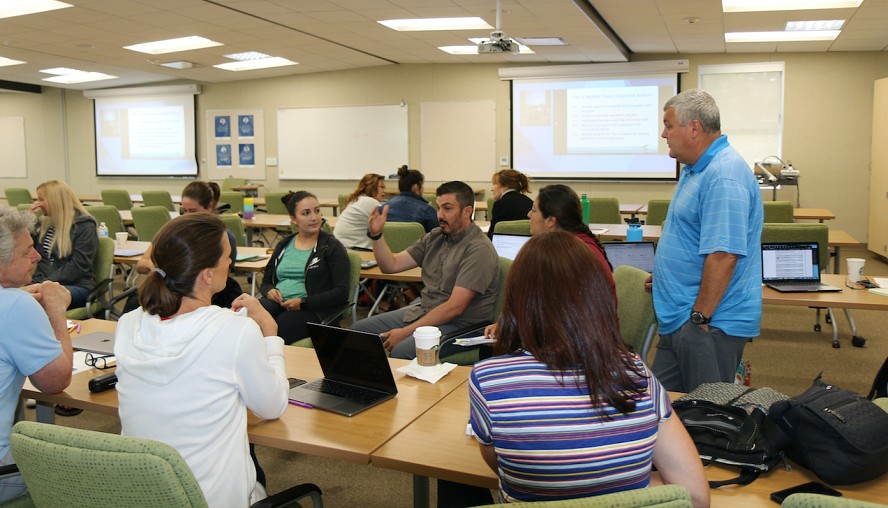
[
  {"xmin": 277, "ymin": 104, "xmax": 408, "ymax": 180},
  {"xmin": 421, "ymin": 100, "xmax": 495, "ymax": 183},
  {"xmin": 0, "ymin": 116, "xmax": 27, "ymax": 178}
]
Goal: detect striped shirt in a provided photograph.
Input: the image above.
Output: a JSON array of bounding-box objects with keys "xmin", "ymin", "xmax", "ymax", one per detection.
[{"xmin": 469, "ymin": 352, "xmax": 671, "ymax": 503}]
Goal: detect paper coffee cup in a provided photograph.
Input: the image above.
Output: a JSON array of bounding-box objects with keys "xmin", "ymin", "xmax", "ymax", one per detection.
[
  {"xmin": 414, "ymin": 326, "xmax": 441, "ymax": 367},
  {"xmin": 846, "ymin": 258, "xmax": 865, "ymax": 283},
  {"xmin": 115, "ymin": 232, "xmax": 128, "ymax": 249}
]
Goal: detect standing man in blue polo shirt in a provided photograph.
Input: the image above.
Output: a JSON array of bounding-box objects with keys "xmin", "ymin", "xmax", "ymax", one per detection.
[{"xmin": 649, "ymin": 88, "xmax": 763, "ymax": 392}]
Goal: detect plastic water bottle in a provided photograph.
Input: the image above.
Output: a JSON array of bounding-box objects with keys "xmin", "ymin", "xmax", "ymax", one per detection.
[
  {"xmin": 97, "ymin": 222, "xmax": 109, "ymax": 238},
  {"xmin": 243, "ymin": 196, "xmax": 254, "ymax": 220},
  {"xmin": 626, "ymin": 222, "xmax": 643, "ymax": 242},
  {"xmin": 581, "ymin": 193, "xmax": 590, "ymax": 224}
]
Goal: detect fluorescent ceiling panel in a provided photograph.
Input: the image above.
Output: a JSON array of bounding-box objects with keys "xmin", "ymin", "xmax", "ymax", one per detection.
[
  {"xmin": 725, "ymin": 30, "xmax": 840, "ymax": 42},
  {"xmin": 0, "ymin": 56, "xmax": 25, "ymax": 67},
  {"xmin": 214, "ymin": 57, "xmax": 297, "ymax": 71},
  {"xmin": 43, "ymin": 72, "xmax": 117, "ymax": 84},
  {"xmin": 0, "ymin": 0, "xmax": 71, "ymax": 20},
  {"xmin": 723, "ymin": 0, "xmax": 862, "ymax": 13},
  {"xmin": 124, "ymin": 36, "xmax": 222, "ymax": 55},
  {"xmin": 785, "ymin": 20, "xmax": 845, "ymax": 31},
  {"xmin": 378, "ymin": 17, "xmax": 491, "ymax": 31}
]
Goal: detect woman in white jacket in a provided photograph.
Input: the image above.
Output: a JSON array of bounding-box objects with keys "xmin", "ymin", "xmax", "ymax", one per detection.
[{"xmin": 115, "ymin": 213, "xmax": 289, "ymax": 507}]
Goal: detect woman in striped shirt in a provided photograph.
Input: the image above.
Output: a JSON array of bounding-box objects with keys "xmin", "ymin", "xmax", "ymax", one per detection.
[{"xmin": 468, "ymin": 230, "xmax": 709, "ymax": 506}]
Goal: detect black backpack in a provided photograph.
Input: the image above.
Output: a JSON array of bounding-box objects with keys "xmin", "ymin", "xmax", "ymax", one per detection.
[{"xmin": 868, "ymin": 356, "xmax": 888, "ymax": 400}]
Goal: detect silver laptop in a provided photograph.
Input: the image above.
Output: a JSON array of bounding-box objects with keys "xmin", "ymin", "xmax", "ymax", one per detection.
[
  {"xmin": 288, "ymin": 323, "xmax": 398, "ymax": 417},
  {"xmin": 72, "ymin": 331, "xmax": 116, "ymax": 355},
  {"xmin": 602, "ymin": 241, "xmax": 656, "ymax": 273},
  {"xmin": 490, "ymin": 232, "xmax": 531, "ymax": 261},
  {"xmin": 761, "ymin": 242, "xmax": 841, "ymax": 293}
]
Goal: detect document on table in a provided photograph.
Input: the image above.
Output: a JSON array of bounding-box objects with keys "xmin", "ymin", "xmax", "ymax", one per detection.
[{"xmin": 453, "ymin": 336, "xmax": 495, "ymax": 346}]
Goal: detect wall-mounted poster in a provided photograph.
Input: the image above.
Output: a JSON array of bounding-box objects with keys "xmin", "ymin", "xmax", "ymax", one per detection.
[{"xmin": 206, "ymin": 109, "xmax": 264, "ymax": 180}]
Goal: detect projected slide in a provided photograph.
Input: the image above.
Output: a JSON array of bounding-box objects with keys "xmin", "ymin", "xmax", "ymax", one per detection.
[{"xmin": 512, "ymin": 73, "xmax": 679, "ymax": 181}]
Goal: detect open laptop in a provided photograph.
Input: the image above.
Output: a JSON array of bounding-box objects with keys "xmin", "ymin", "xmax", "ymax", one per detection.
[
  {"xmin": 72, "ymin": 331, "xmax": 116, "ymax": 355},
  {"xmin": 761, "ymin": 242, "xmax": 841, "ymax": 292},
  {"xmin": 490, "ymin": 232, "xmax": 531, "ymax": 261},
  {"xmin": 602, "ymin": 241, "xmax": 656, "ymax": 273},
  {"xmin": 288, "ymin": 323, "xmax": 398, "ymax": 417}
]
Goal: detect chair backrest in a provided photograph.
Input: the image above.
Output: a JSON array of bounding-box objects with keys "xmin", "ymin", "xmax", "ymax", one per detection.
[
  {"xmin": 492, "ymin": 256, "xmax": 513, "ymax": 321},
  {"xmin": 763, "ymin": 201, "xmax": 795, "ymax": 223},
  {"xmin": 265, "ymin": 192, "xmax": 290, "ymax": 215},
  {"xmin": 221, "ymin": 177, "xmax": 246, "ymax": 191},
  {"xmin": 588, "ymin": 197, "xmax": 622, "ymax": 224},
  {"xmin": 10, "ymin": 421, "xmax": 209, "ymax": 508},
  {"xmin": 84, "ymin": 205, "xmax": 126, "ymax": 236},
  {"xmin": 486, "ymin": 197, "xmax": 495, "ymax": 221},
  {"xmin": 131, "ymin": 205, "xmax": 172, "ymax": 242},
  {"xmin": 472, "ymin": 484, "xmax": 691, "ymax": 507},
  {"xmin": 337, "ymin": 194, "xmax": 349, "ymax": 212},
  {"xmin": 5, "ymin": 187, "xmax": 32, "ymax": 207},
  {"xmin": 67, "ymin": 236, "xmax": 116, "ymax": 320},
  {"xmin": 101, "ymin": 189, "xmax": 133, "ymax": 211},
  {"xmin": 219, "ymin": 214, "xmax": 246, "ymax": 247},
  {"xmin": 383, "ymin": 221, "xmax": 425, "ymax": 252},
  {"xmin": 493, "ymin": 219, "xmax": 531, "ymax": 235},
  {"xmin": 614, "ymin": 265, "xmax": 657, "ymax": 363},
  {"xmin": 645, "ymin": 199, "xmax": 671, "ymax": 226},
  {"xmin": 142, "ymin": 190, "xmax": 175, "ymax": 211},
  {"xmin": 219, "ymin": 191, "xmax": 245, "ymax": 214},
  {"xmin": 761, "ymin": 223, "xmax": 830, "ymax": 272},
  {"xmin": 423, "ymin": 193, "xmax": 438, "ymax": 210}
]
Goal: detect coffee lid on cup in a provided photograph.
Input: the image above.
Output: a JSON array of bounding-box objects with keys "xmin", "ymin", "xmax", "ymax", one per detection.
[{"xmin": 414, "ymin": 326, "xmax": 441, "ymax": 339}]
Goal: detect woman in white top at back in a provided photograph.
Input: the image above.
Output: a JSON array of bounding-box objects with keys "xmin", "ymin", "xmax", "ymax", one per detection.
[{"xmin": 333, "ymin": 173, "xmax": 386, "ymax": 250}]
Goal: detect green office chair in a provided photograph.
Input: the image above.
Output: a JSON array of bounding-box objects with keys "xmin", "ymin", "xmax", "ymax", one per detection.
[
  {"xmin": 486, "ymin": 197, "xmax": 494, "ymax": 221},
  {"xmin": 440, "ymin": 256, "xmax": 513, "ymax": 366},
  {"xmin": 292, "ymin": 251, "xmax": 363, "ymax": 347},
  {"xmin": 101, "ymin": 189, "xmax": 133, "ymax": 211},
  {"xmin": 5, "ymin": 188, "xmax": 32, "ymax": 207},
  {"xmin": 142, "ymin": 190, "xmax": 176, "ymax": 211},
  {"xmin": 66, "ymin": 237, "xmax": 116, "ymax": 321},
  {"xmin": 423, "ymin": 193, "xmax": 438, "ymax": 210},
  {"xmin": 10, "ymin": 421, "xmax": 323, "ymax": 508},
  {"xmin": 763, "ymin": 201, "xmax": 795, "ymax": 223},
  {"xmin": 614, "ymin": 265, "xmax": 657, "ymax": 363},
  {"xmin": 472, "ymin": 485, "xmax": 691, "ymax": 508},
  {"xmin": 84, "ymin": 205, "xmax": 127, "ymax": 237},
  {"xmin": 16, "ymin": 203, "xmax": 36, "ymax": 214},
  {"xmin": 364, "ymin": 222, "xmax": 426, "ymax": 317},
  {"xmin": 337, "ymin": 194, "xmax": 349, "ymax": 213},
  {"xmin": 588, "ymin": 197, "xmax": 622, "ymax": 224},
  {"xmin": 221, "ymin": 177, "xmax": 247, "ymax": 191},
  {"xmin": 131, "ymin": 205, "xmax": 171, "ymax": 242},
  {"xmin": 645, "ymin": 199, "xmax": 671, "ymax": 227},
  {"xmin": 219, "ymin": 191, "xmax": 245, "ymax": 214},
  {"xmin": 220, "ymin": 214, "xmax": 247, "ymax": 247},
  {"xmin": 264, "ymin": 192, "xmax": 290, "ymax": 215},
  {"xmin": 782, "ymin": 493, "xmax": 885, "ymax": 508},
  {"xmin": 493, "ymin": 219, "xmax": 530, "ymax": 236}
]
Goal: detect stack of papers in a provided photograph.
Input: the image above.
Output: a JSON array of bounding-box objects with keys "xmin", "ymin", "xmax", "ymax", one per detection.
[
  {"xmin": 114, "ymin": 248, "xmax": 147, "ymax": 257},
  {"xmin": 453, "ymin": 336, "xmax": 495, "ymax": 346}
]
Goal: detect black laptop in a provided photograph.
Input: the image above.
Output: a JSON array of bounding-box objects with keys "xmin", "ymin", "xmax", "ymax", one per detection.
[
  {"xmin": 602, "ymin": 241, "xmax": 656, "ymax": 273},
  {"xmin": 761, "ymin": 242, "xmax": 841, "ymax": 293},
  {"xmin": 288, "ymin": 323, "xmax": 398, "ymax": 417},
  {"xmin": 490, "ymin": 232, "xmax": 531, "ymax": 261}
]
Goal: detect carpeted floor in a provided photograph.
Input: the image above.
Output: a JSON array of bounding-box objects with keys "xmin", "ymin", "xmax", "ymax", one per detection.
[{"xmin": 25, "ymin": 247, "xmax": 888, "ymax": 507}]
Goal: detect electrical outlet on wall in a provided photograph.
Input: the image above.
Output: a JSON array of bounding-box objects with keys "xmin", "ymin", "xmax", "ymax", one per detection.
[{"xmin": 499, "ymin": 156, "xmax": 509, "ymax": 166}]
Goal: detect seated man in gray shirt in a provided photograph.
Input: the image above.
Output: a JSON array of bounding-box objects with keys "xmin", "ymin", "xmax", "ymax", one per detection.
[{"xmin": 352, "ymin": 181, "xmax": 499, "ymax": 360}]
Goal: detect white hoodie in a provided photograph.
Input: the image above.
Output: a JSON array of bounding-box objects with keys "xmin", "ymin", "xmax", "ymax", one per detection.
[{"xmin": 115, "ymin": 306, "xmax": 288, "ymax": 507}]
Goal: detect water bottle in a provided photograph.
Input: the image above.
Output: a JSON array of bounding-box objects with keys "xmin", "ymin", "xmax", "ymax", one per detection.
[
  {"xmin": 581, "ymin": 193, "xmax": 590, "ymax": 224},
  {"xmin": 97, "ymin": 222, "xmax": 109, "ymax": 238},
  {"xmin": 626, "ymin": 222, "xmax": 643, "ymax": 242},
  {"xmin": 243, "ymin": 196, "xmax": 254, "ymax": 220}
]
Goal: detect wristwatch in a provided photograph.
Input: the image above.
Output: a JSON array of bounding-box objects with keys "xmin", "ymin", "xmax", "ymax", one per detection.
[
  {"xmin": 691, "ymin": 310, "xmax": 711, "ymax": 325},
  {"xmin": 366, "ymin": 229, "xmax": 383, "ymax": 241}
]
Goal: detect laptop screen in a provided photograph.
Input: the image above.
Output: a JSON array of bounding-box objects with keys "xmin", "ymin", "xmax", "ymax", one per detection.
[
  {"xmin": 308, "ymin": 323, "xmax": 397, "ymax": 394},
  {"xmin": 601, "ymin": 241, "xmax": 656, "ymax": 273},
  {"xmin": 491, "ymin": 233, "xmax": 531, "ymax": 261},
  {"xmin": 761, "ymin": 242, "xmax": 821, "ymax": 281}
]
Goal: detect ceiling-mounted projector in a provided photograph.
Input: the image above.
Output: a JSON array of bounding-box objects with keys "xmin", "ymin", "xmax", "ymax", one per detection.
[{"xmin": 478, "ymin": 31, "xmax": 519, "ymax": 54}]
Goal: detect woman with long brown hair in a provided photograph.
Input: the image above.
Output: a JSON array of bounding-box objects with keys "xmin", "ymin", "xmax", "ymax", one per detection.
[
  {"xmin": 333, "ymin": 173, "xmax": 386, "ymax": 250},
  {"xmin": 469, "ymin": 231, "xmax": 708, "ymax": 506}
]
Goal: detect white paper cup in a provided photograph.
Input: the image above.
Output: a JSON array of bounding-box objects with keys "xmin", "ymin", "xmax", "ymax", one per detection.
[
  {"xmin": 115, "ymin": 232, "xmax": 128, "ymax": 249},
  {"xmin": 414, "ymin": 326, "xmax": 441, "ymax": 367},
  {"xmin": 846, "ymin": 258, "xmax": 865, "ymax": 283}
]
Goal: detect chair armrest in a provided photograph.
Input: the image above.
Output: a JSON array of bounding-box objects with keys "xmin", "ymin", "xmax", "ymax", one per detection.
[
  {"xmin": 251, "ymin": 482, "xmax": 322, "ymax": 508},
  {"xmin": 85, "ymin": 278, "xmax": 114, "ymax": 305},
  {"xmin": 319, "ymin": 303, "xmax": 354, "ymax": 325}
]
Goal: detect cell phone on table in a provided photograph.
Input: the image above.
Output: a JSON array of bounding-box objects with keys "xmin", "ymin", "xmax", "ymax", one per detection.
[{"xmin": 770, "ymin": 481, "xmax": 842, "ymax": 504}]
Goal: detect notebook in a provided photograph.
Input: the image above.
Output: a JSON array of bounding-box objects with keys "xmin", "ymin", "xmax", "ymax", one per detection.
[
  {"xmin": 602, "ymin": 241, "xmax": 656, "ymax": 273},
  {"xmin": 761, "ymin": 242, "xmax": 841, "ymax": 293},
  {"xmin": 72, "ymin": 331, "xmax": 116, "ymax": 355},
  {"xmin": 114, "ymin": 247, "xmax": 147, "ymax": 257},
  {"xmin": 490, "ymin": 233, "xmax": 531, "ymax": 261},
  {"xmin": 288, "ymin": 323, "xmax": 398, "ymax": 417}
]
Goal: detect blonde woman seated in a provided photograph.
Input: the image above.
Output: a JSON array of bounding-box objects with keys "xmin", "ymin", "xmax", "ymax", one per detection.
[
  {"xmin": 333, "ymin": 173, "xmax": 386, "ymax": 250},
  {"xmin": 469, "ymin": 231, "xmax": 709, "ymax": 507}
]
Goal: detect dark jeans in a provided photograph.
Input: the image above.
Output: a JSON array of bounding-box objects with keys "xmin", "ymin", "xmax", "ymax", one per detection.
[{"xmin": 259, "ymin": 298, "xmax": 321, "ymax": 345}]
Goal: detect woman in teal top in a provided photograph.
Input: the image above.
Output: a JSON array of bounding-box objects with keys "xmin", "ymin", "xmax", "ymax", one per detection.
[{"xmin": 259, "ymin": 191, "xmax": 350, "ymax": 344}]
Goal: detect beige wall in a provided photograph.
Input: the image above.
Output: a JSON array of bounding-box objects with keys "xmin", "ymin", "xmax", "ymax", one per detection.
[{"xmin": 3, "ymin": 52, "xmax": 888, "ymax": 241}]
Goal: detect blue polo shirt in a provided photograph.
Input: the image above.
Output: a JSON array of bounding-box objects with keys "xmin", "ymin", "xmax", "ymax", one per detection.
[{"xmin": 653, "ymin": 135, "xmax": 763, "ymax": 337}]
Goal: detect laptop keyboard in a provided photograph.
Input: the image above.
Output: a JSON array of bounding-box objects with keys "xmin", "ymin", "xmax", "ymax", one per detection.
[{"xmin": 302, "ymin": 379, "xmax": 387, "ymax": 404}]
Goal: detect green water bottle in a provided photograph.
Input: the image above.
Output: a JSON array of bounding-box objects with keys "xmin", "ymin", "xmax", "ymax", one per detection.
[{"xmin": 581, "ymin": 193, "xmax": 590, "ymax": 224}]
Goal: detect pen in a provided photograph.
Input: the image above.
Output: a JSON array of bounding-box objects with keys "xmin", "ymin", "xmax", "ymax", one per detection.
[{"xmin": 288, "ymin": 400, "xmax": 313, "ymax": 409}]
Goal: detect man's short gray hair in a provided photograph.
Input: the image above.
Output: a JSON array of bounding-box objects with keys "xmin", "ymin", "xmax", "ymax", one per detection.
[
  {"xmin": 664, "ymin": 89, "xmax": 721, "ymax": 133},
  {"xmin": 0, "ymin": 207, "xmax": 36, "ymax": 266}
]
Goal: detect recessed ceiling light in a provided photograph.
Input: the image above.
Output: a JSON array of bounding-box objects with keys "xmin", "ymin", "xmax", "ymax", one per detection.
[
  {"xmin": 40, "ymin": 67, "xmax": 80, "ymax": 75},
  {"xmin": 786, "ymin": 19, "xmax": 845, "ymax": 31},
  {"xmin": 725, "ymin": 30, "xmax": 840, "ymax": 42},
  {"xmin": 378, "ymin": 17, "xmax": 492, "ymax": 31},
  {"xmin": 0, "ymin": 0, "xmax": 71, "ymax": 20},
  {"xmin": 160, "ymin": 61, "xmax": 194, "ymax": 69},
  {"xmin": 214, "ymin": 57, "xmax": 297, "ymax": 71},
  {"xmin": 723, "ymin": 0, "xmax": 862, "ymax": 13},
  {"xmin": 0, "ymin": 56, "xmax": 25, "ymax": 67},
  {"xmin": 224, "ymin": 51, "xmax": 271, "ymax": 61},
  {"xmin": 42, "ymin": 72, "xmax": 117, "ymax": 84},
  {"xmin": 124, "ymin": 36, "xmax": 222, "ymax": 55},
  {"xmin": 514, "ymin": 37, "xmax": 566, "ymax": 46}
]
